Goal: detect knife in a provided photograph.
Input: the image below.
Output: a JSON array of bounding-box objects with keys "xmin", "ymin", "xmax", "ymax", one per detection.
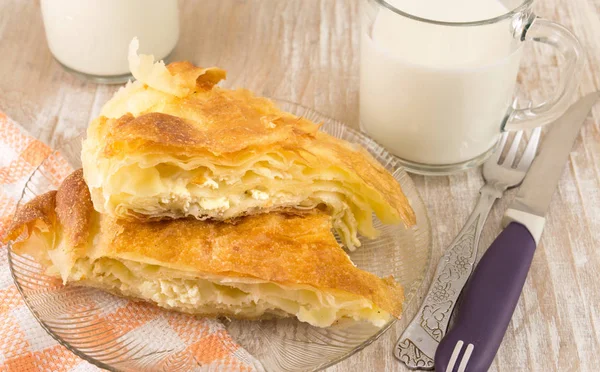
[{"xmin": 434, "ymin": 91, "xmax": 599, "ymax": 372}]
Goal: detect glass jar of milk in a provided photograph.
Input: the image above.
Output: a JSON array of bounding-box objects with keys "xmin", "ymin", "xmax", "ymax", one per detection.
[
  {"xmin": 360, "ymin": 0, "xmax": 583, "ymax": 175},
  {"xmin": 40, "ymin": 0, "xmax": 179, "ymax": 84}
]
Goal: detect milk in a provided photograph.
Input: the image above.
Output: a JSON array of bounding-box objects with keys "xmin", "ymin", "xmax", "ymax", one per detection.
[
  {"xmin": 41, "ymin": 0, "xmax": 179, "ymax": 77},
  {"xmin": 360, "ymin": 0, "xmax": 522, "ymax": 165}
]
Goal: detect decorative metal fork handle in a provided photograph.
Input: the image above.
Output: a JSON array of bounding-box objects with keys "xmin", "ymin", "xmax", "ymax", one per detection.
[{"xmin": 394, "ymin": 183, "xmax": 504, "ymax": 370}]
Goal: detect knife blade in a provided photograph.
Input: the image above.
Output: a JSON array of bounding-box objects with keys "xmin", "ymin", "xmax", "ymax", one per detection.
[
  {"xmin": 506, "ymin": 91, "xmax": 600, "ymax": 241},
  {"xmin": 434, "ymin": 92, "xmax": 599, "ymax": 372}
]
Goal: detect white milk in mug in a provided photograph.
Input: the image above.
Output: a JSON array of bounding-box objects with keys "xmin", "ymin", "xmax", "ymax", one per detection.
[
  {"xmin": 41, "ymin": 0, "xmax": 179, "ymax": 81},
  {"xmin": 360, "ymin": 0, "xmax": 523, "ymax": 168}
]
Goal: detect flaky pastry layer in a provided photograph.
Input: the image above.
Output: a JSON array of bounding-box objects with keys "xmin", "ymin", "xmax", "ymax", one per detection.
[
  {"xmin": 7, "ymin": 170, "xmax": 404, "ymax": 328},
  {"xmin": 81, "ymin": 39, "xmax": 415, "ymax": 250}
]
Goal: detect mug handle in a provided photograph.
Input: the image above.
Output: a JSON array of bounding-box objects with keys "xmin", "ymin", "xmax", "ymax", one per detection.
[{"xmin": 504, "ymin": 17, "xmax": 585, "ymax": 131}]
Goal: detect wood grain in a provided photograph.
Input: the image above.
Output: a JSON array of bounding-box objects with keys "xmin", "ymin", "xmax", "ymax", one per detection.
[{"xmin": 0, "ymin": 0, "xmax": 599, "ymax": 371}]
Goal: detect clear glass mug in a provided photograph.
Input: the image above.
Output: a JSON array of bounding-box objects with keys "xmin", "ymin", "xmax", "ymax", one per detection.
[{"xmin": 359, "ymin": 0, "xmax": 584, "ymax": 175}]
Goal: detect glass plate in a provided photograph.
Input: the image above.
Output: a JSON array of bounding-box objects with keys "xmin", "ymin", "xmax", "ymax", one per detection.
[{"xmin": 8, "ymin": 100, "xmax": 432, "ymax": 372}]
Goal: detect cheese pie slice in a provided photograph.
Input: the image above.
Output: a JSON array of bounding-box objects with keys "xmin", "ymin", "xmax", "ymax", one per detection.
[
  {"xmin": 7, "ymin": 170, "xmax": 404, "ymax": 328},
  {"xmin": 81, "ymin": 39, "xmax": 415, "ymax": 250}
]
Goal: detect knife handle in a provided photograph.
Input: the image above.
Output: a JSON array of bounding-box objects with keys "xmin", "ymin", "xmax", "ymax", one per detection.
[{"xmin": 434, "ymin": 222, "xmax": 536, "ymax": 372}]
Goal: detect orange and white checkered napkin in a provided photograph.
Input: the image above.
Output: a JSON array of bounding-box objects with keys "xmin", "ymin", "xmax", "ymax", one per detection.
[{"xmin": 0, "ymin": 112, "xmax": 260, "ymax": 371}]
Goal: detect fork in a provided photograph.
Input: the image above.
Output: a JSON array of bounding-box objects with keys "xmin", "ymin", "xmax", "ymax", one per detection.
[{"xmin": 394, "ymin": 127, "xmax": 542, "ymax": 369}]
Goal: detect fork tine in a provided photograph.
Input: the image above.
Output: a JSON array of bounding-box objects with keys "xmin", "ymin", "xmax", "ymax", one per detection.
[
  {"xmin": 494, "ymin": 132, "xmax": 509, "ymax": 162},
  {"xmin": 502, "ymin": 130, "xmax": 523, "ymax": 167},
  {"xmin": 517, "ymin": 126, "xmax": 542, "ymax": 170}
]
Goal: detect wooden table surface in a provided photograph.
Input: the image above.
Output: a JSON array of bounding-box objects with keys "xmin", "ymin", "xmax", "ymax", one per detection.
[{"xmin": 1, "ymin": 0, "xmax": 599, "ymax": 371}]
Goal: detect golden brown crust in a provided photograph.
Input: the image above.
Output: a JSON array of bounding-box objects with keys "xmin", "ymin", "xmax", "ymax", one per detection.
[
  {"xmin": 8, "ymin": 170, "xmax": 404, "ymax": 318},
  {"xmin": 165, "ymin": 61, "xmax": 226, "ymax": 91},
  {"xmin": 101, "ymin": 213, "xmax": 403, "ymax": 317},
  {"xmin": 55, "ymin": 169, "xmax": 94, "ymax": 248},
  {"xmin": 5, "ymin": 190, "xmax": 57, "ymax": 242},
  {"xmin": 99, "ymin": 88, "xmax": 320, "ymax": 157}
]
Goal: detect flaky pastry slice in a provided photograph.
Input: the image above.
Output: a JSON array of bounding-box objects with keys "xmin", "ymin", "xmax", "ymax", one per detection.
[
  {"xmin": 6, "ymin": 170, "xmax": 404, "ymax": 328},
  {"xmin": 81, "ymin": 39, "xmax": 415, "ymax": 250}
]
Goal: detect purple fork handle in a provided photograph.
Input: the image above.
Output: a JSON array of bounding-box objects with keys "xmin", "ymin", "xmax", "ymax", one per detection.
[{"xmin": 435, "ymin": 222, "xmax": 537, "ymax": 372}]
